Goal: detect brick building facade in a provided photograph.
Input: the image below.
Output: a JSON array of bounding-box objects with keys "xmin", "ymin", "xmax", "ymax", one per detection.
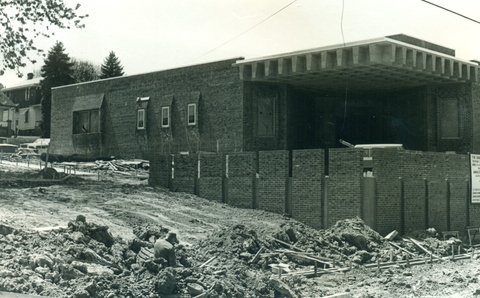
[{"xmin": 49, "ymin": 35, "xmax": 480, "ymax": 233}]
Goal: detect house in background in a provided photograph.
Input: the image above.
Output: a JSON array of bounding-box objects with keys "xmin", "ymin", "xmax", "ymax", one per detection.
[
  {"xmin": 0, "ymin": 93, "xmax": 16, "ymax": 137},
  {"xmin": 1, "ymin": 73, "xmax": 42, "ymax": 136}
]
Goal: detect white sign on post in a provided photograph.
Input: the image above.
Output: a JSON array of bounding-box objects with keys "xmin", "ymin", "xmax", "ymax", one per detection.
[{"xmin": 470, "ymin": 154, "xmax": 480, "ymax": 203}]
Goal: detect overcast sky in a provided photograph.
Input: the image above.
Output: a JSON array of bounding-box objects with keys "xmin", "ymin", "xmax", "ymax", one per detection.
[{"xmin": 1, "ymin": 0, "xmax": 480, "ymax": 87}]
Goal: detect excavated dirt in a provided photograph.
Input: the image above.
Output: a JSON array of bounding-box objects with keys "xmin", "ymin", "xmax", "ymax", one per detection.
[{"xmin": 1, "ymin": 160, "xmax": 480, "ymax": 297}]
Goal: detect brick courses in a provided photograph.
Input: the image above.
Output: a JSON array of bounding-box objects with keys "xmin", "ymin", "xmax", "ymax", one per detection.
[
  {"xmin": 258, "ymin": 150, "xmax": 289, "ymax": 214},
  {"xmin": 292, "ymin": 149, "xmax": 324, "ymax": 229},
  {"xmin": 51, "ymin": 58, "xmax": 244, "ymax": 159}
]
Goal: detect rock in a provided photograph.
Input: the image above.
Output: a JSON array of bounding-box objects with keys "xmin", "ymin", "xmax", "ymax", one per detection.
[
  {"xmin": 342, "ymin": 233, "xmax": 369, "ymax": 251},
  {"xmin": 89, "ymin": 224, "xmax": 115, "ymax": 247},
  {"xmin": 71, "ymin": 261, "xmax": 89, "ymax": 274},
  {"xmin": 60, "ymin": 264, "xmax": 86, "ymax": 280},
  {"xmin": 187, "ymin": 283, "xmax": 204, "ymax": 296},
  {"xmin": 239, "ymin": 252, "xmax": 252, "ymax": 260},
  {"xmin": 71, "ymin": 231, "xmax": 89, "ymax": 244},
  {"xmin": 352, "ymin": 250, "xmax": 372, "ymax": 264},
  {"xmin": 283, "ymin": 225, "xmax": 298, "ymax": 243},
  {"xmin": 269, "ymin": 277, "xmax": 298, "ymax": 298},
  {"xmin": 72, "ymin": 289, "xmax": 90, "ymax": 298},
  {"xmin": 34, "ymin": 266, "xmax": 50, "ymax": 277},
  {"xmin": 155, "ymin": 267, "xmax": 176, "ymax": 295},
  {"xmin": 0, "ymin": 269, "xmax": 14, "ymax": 278},
  {"xmin": 76, "ymin": 215, "xmax": 87, "ymax": 223},
  {"xmin": 0, "ymin": 224, "xmax": 15, "ymax": 236},
  {"xmin": 30, "ymin": 254, "xmax": 54, "ymax": 269},
  {"xmin": 84, "ymin": 281, "xmax": 96, "ymax": 296}
]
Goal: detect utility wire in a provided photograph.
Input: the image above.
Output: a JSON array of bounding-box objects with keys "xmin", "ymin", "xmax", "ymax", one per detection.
[
  {"xmin": 340, "ymin": 0, "xmax": 346, "ymax": 48},
  {"xmin": 182, "ymin": 0, "xmax": 298, "ymax": 65},
  {"xmin": 420, "ymin": 0, "xmax": 480, "ymax": 25}
]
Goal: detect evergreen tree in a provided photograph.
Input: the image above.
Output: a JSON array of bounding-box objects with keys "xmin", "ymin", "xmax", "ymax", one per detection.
[
  {"xmin": 100, "ymin": 51, "xmax": 125, "ymax": 79},
  {"xmin": 39, "ymin": 41, "xmax": 75, "ymax": 137}
]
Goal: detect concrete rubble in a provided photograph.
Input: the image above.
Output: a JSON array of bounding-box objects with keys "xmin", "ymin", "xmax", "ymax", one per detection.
[{"xmin": 0, "ymin": 164, "xmax": 480, "ymax": 297}]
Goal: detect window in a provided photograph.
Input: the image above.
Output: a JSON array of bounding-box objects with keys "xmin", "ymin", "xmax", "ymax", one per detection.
[
  {"xmin": 440, "ymin": 99, "xmax": 459, "ymax": 139},
  {"xmin": 137, "ymin": 109, "xmax": 145, "ymax": 130},
  {"xmin": 24, "ymin": 88, "xmax": 30, "ymax": 101},
  {"xmin": 162, "ymin": 106, "xmax": 170, "ymax": 128},
  {"xmin": 24, "ymin": 110, "xmax": 29, "ymax": 123},
  {"xmin": 187, "ymin": 103, "xmax": 196, "ymax": 126},
  {"xmin": 73, "ymin": 109, "xmax": 100, "ymax": 134}
]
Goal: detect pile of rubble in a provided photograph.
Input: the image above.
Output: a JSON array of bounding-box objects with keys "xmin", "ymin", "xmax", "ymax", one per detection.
[{"xmin": 0, "ymin": 213, "xmax": 473, "ymax": 298}]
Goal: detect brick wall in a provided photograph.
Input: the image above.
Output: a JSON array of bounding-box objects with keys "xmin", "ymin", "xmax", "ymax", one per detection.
[
  {"xmin": 51, "ymin": 58, "xmax": 244, "ymax": 159},
  {"xmin": 171, "ymin": 154, "xmax": 197, "ymax": 193},
  {"xmin": 292, "ymin": 149, "xmax": 324, "ymax": 229},
  {"xmin": 227, "ymin": 152, "xmax": 256, "ymax": 209},
  {"xmin": 403, "ymin": 179, "xmax": 427, "ymax": 233},
  {"xmin": 258, "ymin": 150, "xmax": 289, "ymax": 214},
  {"xmin": 373, "ymin": 150, "xmax": 469, "ymax": 235},
  {"xmin": 449, "ymin": 178, "xmax": 469, "ymax": 232},
  {"xmin": 328, "ymin": 149, "xmax": 363, "ymax": 227},
  {"xmin": 148, "ymin": 154, "xmax": 171, "ymax": 188},
  {"xmin": 198, "ymin": 154, "xmax": 223, "ymax": 202},
  {"xmin": 149, "ymin": 148, "xmax": 475, "ymax": 236}
]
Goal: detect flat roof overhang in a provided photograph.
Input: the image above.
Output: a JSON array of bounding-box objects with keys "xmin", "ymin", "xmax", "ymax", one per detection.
[{"xmin": 235, "ymin": 37, "xmax": 480, "ymax": 93}]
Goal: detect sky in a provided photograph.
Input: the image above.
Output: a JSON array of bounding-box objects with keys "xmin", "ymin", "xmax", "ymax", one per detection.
[{"xmin": 1, "ymin": 0, "xmax": 480, "ymax": 88}]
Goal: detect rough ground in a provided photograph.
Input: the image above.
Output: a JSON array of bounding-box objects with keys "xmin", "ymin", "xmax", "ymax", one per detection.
[{"xmin": 1, "ymin": 159, "xmax": 480, "ymax": 297}]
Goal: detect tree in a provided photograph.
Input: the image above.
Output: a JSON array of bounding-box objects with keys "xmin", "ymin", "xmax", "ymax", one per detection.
[
  {"xmin": 71, "ymin": 58, "xmax": 100, "ymax": 83},
  {"xmin": 0, "ymin": 1, "xmax": 87, "ymax": 76},
  {"xmin": 39, "ymin": 41, "xmax": 75, "ymax": 137},
  {"xmin": 100, "ymin": 52, "xmax": 125, "ymax": 79}
]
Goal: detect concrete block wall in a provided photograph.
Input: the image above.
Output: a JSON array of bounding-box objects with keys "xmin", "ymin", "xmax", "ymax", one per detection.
[
  {"xmin": 227, "ymin": 152, "xmax": 256, "ymax": 209},
  {"xmin": 292, "ymin": 149, "xmax": 324, "ymax": 229},
  {"xmin": 258, "ymin": 150, "xmax": 289, "ymax": 214}
]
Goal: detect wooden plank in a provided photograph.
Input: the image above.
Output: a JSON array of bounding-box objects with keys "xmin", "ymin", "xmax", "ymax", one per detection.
[
  {"xmin": 249, "ymin": 247, "xmax": 265, "ymax": 264},
  {"xmin": 406, "ymin": 237, "xmax": 445, "ymax": 262},
  {"xmin": 199, "ymin": 256, "xmax": 216, "ymax": 268},
  {"xmin": 273, "ymin": 238, "xmax": 304, "ymax": 252},
  {"xmin": 384, "ymin": 230, "xmax": 398, "ymax": 241},
  {"xmin": 320, "ymin": 293, "xmax": 351, "ymax": 298},
  {"xmin": 389, "ymin": 241, "xmax": 416, "ymax": 257}
]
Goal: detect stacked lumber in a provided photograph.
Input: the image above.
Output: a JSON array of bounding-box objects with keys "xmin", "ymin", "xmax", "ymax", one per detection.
[{"xmin": 90, "ymin": 159, "xmax": 149, "ymax": 174}]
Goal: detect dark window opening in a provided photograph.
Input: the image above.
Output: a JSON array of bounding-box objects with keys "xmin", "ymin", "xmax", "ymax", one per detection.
[{"xmin": 73, "ymin": 109, "xmax": 100, "ymax": 134}]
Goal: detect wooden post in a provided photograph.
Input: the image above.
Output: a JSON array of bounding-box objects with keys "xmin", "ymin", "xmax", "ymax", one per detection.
[{"xmin": 314, "ymin": 261, "xmax": 318, "ymax": 277}]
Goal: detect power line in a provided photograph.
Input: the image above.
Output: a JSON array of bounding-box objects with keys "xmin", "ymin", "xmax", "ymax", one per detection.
[
  {"xmin": 182, "ymin": 0, "xmax": 298, "ymax": 65},
  {"xmin": 420, "ymin": 0, "xmax": 480, "ymax": 25},
  {"xmin": 340, "ymin": 0, "xmax": 346, "ymax": 48}
]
